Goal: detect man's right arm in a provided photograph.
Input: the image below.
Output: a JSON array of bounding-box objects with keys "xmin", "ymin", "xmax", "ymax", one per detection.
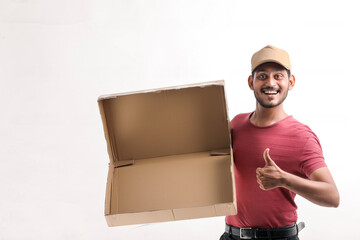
[{"xmin": 256, "ymin": 149, "xmax": 340, "ymax": 207}]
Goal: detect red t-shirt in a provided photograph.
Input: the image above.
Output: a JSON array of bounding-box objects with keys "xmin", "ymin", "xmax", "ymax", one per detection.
[{"xmin": 226, "ymin": 112, "xmax": 327, "ymax": 228}]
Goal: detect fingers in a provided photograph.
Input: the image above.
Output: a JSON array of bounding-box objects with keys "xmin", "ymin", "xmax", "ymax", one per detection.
[
  {"xmin": 257, "ymin": 178, "xmax": 264, "ymax": 190},
  {"xmin": 257, "ymin": 174, "xmax": 271, "ymax": 191},
  {"xmin": 256, "ymin": 171, "xmax": 263, "ymax": 187},
  {"xmin": 256, "ymin": 168, "xmax": 266, "ymax": 189},
  {"xmin": 256, "ymin": 166, "xmax": 276, "ymax": 191},
  {"xmin": 256, "ymin": 176, "xmax": 266, "ymax": 190}
]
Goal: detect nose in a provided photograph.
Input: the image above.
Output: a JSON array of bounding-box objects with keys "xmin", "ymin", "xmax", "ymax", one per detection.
[{"xmin": 266, "ymin": 75, "xmax": 277, "ymax": 87}]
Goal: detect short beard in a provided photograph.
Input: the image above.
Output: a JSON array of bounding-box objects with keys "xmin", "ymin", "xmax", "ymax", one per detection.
[{"xmin": 254, "ymin": 87, "xmax": 289, "ymax": 108}]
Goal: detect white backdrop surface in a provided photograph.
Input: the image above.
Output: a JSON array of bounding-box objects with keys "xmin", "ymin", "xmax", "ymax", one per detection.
[{"xmin": 1, "ymin": 1, "xmax": 359, "ymax": 239}]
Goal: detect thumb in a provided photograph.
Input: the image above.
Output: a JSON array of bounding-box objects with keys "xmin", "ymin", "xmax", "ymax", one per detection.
[{"xmin": 263, "ymin": 148, "xmax": 275, "ymax": 166}]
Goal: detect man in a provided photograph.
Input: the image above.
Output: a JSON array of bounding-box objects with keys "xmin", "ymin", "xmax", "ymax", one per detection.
[{"xmin": 220, "ymin": 45, "xmax": 339, "ymax": 240}]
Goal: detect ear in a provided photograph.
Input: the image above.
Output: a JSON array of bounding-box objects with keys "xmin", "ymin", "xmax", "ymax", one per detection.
[
  {"xmin": 288, "ymin": 74, "xmax": 295, "ymax": 90},
  {"xmin": 248, "ymin": 75, "xmax": 254, "ymax": 90}
]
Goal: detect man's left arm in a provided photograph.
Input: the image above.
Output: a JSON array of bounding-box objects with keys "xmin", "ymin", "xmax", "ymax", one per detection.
[{"xmin": 256, "ymin": 148, "xmax": 340, "ymax": 207}]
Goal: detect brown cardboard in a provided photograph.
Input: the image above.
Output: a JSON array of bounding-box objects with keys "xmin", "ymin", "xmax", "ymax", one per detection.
[{"xmin": 98, "ymin": 80, "xmax": 236, "ymax": 226}]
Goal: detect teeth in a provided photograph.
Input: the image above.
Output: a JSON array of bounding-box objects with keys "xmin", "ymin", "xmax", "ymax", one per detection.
[{"xmin": 264, "ymin": 91, "xmax": 277, "ymax": 94}]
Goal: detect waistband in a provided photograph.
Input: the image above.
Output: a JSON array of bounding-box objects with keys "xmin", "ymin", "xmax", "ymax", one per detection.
[{"xmin": 225, "ymin": 222, "xmax": 305, "ymax": 239}]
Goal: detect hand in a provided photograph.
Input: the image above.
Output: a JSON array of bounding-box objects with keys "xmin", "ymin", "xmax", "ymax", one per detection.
[{"xmin": 256, "ymin": 148, "xmax": 286, "ymax": 190}]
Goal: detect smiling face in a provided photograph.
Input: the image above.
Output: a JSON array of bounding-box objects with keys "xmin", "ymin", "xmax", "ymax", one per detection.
[{"xmin": 248, "ymin": 62, "xmax": 295, "ymax": 109}]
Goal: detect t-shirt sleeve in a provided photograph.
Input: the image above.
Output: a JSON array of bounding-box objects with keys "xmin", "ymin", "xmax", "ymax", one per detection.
[{"xmin": 299, "ymin": 132, "xmax": 327, "ymax": 178}]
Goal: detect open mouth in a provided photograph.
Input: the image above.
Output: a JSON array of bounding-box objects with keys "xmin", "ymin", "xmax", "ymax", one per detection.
[{"xmin": 262, "ymin": 89, "xmax": 280, "ymax": 95}]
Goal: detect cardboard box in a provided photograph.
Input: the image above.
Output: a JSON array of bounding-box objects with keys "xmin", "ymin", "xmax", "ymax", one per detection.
[{"xmin": 98, "ymin": 80, "xmax": 236, "ymax": 226}]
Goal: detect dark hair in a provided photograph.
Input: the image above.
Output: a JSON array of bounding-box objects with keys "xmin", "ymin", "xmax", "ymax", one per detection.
[{"xmin": 251, "ymin": 64, "xmax": 291, "ymax": 79}]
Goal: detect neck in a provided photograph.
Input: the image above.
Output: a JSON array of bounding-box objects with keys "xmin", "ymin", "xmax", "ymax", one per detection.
[{"xmin": 250, "ymin": 104, "xmax": 289, "ymax": 127}]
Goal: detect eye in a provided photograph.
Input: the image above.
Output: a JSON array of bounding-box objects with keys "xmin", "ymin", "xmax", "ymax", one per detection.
[
  {"xmin": 274, "ymin": 74, "xmax": 283, "ymax": 79},
  {"xmin": 257, "ymin": 74, "xmax": 267, "ymax": 80}
]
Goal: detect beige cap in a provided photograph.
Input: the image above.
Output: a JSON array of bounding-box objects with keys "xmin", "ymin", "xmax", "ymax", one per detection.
[{"xmin": 251, "ymin": 45, "xmax": 291, "ymax": 72}]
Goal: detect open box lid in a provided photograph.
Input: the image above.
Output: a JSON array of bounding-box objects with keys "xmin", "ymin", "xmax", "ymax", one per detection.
[{"xmin": 98, "ymin": 80, "xmax": 231, "ymax": 165}]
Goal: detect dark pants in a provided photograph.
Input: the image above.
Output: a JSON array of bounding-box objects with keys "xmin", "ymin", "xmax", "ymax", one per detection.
[{"xmin": 219, "ymin": 232, "xmax": 299, "ymax": 240}]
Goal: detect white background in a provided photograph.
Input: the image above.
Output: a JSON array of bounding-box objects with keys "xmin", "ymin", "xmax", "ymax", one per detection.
[{"xmin": 1, "ymin": 0, "xmax": 359, "ymax": 239}]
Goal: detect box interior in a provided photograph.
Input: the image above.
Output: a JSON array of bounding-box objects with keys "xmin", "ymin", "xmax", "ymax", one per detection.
[
  {"xmin": 111, "ymin": 151, "xmax": 233, "ymax": 214},
  {"xmin": 99, "ymin": 82, "xmax": 233, "ymax": 216}
]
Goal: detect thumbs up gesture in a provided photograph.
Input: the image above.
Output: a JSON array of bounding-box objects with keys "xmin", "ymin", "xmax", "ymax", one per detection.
[{"xmin": 256, "ymin": 148, "xmax": 286, "ymax": 190}]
